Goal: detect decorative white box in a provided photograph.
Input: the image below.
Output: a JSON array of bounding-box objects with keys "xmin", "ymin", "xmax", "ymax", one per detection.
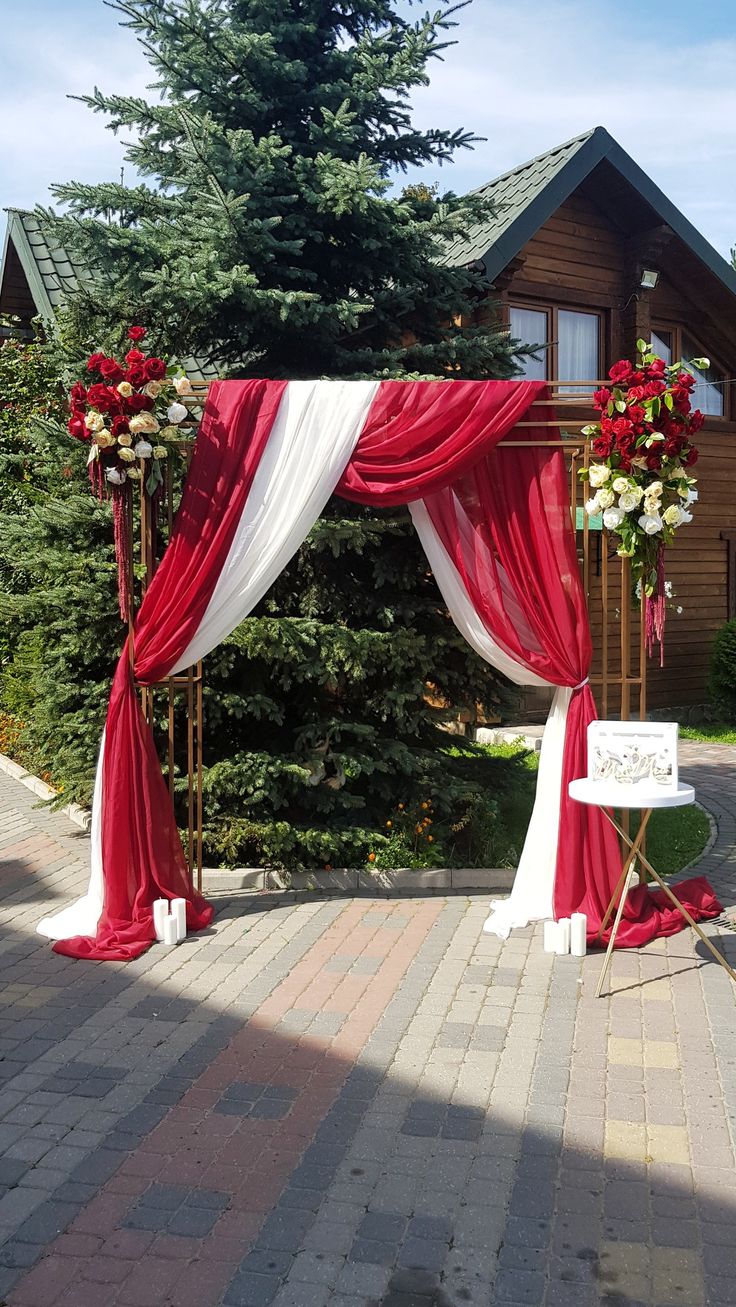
[{"xmin": 587, "ymin": 720, "xmax": 678, "ymax": 794}]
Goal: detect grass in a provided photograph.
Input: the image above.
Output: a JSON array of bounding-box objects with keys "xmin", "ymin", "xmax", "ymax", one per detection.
[
  {"xmin": 680, "ymin": 723, "xmax": 736, "ymax": 745},
  {"xmin": 484, "ymin": 744, "xmax": 711, "ymax": 875}
]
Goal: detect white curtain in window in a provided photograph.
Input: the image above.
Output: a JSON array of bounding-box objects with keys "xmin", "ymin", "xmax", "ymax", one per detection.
[
  {"xmin": 558, "ymin": 309, "xmax": 599, "ymax": 394},
  {"xmin": 509, "ymin": 308, "xmax": 548, "ymax": 382}
]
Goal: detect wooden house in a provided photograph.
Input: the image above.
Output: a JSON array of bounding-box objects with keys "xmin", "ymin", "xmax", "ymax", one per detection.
[
  {"xmin": 3, "ymin": 125, "xmax": 736, "ymax": 713},
  {"xmin": 442, "ymin": 126, "xmax": 736, "ymax": 714}
]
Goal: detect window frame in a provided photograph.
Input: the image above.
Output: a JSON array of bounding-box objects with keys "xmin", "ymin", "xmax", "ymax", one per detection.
[
  {"xmin": 508, "ymin": 300, "xmax": 605, "ymax": 387},
  {"xmin": 652, "ymin": 322, "xmax": 729, "ymax": 421}
]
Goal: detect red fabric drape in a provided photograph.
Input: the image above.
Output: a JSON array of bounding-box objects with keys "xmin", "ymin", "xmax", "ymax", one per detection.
[
  {"xmin": 419, "ymin": 419, "xmax": 719, "ymax": 946},
  {"xmin": 336, "ymin": 379, "xmax": 546, "ymax": 505},
  {"xmin": 54, "ymin": 380, "xmax": 287, "ymax": 960}
]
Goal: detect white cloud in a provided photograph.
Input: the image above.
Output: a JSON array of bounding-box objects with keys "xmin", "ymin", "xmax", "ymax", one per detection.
[{"xmin": 1, "ymin": 0, "xmax": 734, "ymax": 261}]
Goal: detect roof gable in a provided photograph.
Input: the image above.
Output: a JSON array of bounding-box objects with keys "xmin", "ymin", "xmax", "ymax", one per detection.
[{"xmin": 443, "ymin": 126, "xmax": 736, "ymax": 301}]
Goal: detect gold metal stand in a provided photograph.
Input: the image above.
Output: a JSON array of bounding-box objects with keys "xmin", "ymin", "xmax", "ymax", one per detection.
[{"xmin": 594, "ymin": 806, "xmax": 736, "ymax": 998}]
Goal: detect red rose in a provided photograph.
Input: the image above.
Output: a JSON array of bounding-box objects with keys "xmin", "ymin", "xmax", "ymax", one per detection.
[
  {"xmin": 592, "ymin": 434, "xmax": 614, "ymax": 458},
  {"xmin": 70, "ymin": 381, "xmax": 87, "ymax": 404},
  {"xmin": 593, "ymin": 388, "xmax": 611, "ymax": 411},
  {"xmin": 111, "ymin": 415, "xmax": 130, "ymax": 437},
  {"xmin": 689, "ymin": 409, "xmax": 705, "ymax": 433},
  {"xmin": 126, "ymin": 392, "xmax": 155, "ymax": 413},
  {"xmin": 144, "ymin": 356, "xmax": 166, "ymax": 381},
  {"xmin": 627, "ymin": 406, "xmax": 645, "ymax": 425},
  {"xmin": 677, "ymin": 370, "xmax": 696, "ymax": 389},
  {"xmin": 99, "ymin": 358, "xmax": 125, "ymax": 384},
  {"xmin": 627, "ymin": 385, "xmax": 647, "ymax": 402},
  {"xmin": 646, "ymin": 453, "xmax": 662, "ymax": 470},
  {"xmin": 647, "ymin": 357, "xmax": 666, "ymax": 377},
  {"xmin": 126, "ymin": 364, "xmax": 147, "ymax": 388},
  {"xmin": 87, "ymin": 383, "xmax": 120, "ymax": 413},
  {"xmin": 128, "ymin": 326, "xmax": 147, "ymax": 342},
  {"xmin": 87, "ymin": 352, "xmax": 106, "ymax": 373},
  {"xmin": 684, "ymin": 446, "xmax": 699, "ymax": 466},
  {"xmin": 125, "ymin": 348, "xmax": 145, "ymax": 365},
  {"xmin": 613, "ymin": 417, "xmax": 633, "ymax": 439},
  {"xmin": 609, "ymin": 360, "xmax": 633, "ymax": 385},
  {"xmin": 67, "ymin": 415, "xmax": 87, "ymax": 440}
]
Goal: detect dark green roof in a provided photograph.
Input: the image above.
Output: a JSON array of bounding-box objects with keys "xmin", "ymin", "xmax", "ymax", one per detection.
[{"xmin": 443, "ymin": 125, "xmax": 736, "ymax": 300}]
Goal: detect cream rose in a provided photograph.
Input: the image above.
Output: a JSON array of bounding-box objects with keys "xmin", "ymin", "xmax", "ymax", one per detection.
[
  {"xmin": 612, "ymin": 476, "xmax": 631, "ymax": 495},
  {"xmin": 638, "ymin": 512, "xmax": 663, "ymax": 535},
  {"xmin": 117, "ymin": 381, "xmax": 134, "ymax": 397},
  {"xmin": 153, "ymin": 445, "xmax": 167, "ymax": 459},
  {"xmin": 85, "ymin": 411, "xmax": 105, "ymax": 432},
  {"xmin": 160, "ymin": 425, "xmax": 179, "ymax": 439},
  {"xmin": 603, "ymin": 506, "xmax": 625, "ymax": 531},
  {"xmin": 96, "ymin": 432, "xmax": 115, "ymax": 449},
  {"xmin": 143, "ymin": 381, "xmax": 162, "ymax": 399},
  {"xmin": 588, "ymin": 464, "xmax": 610, "ymax": 489},
  {"xmin": 119, "ymin": 447, "xmax": 136, "ymax": 464},
  {"xmin": 647, "ymin": 481, "xmax": 664, "ymax": 498},
  {"xmin": 167, "ymin": 402, "xmax": 188, "ymax": 425},
  {"xmin": 118, "ymin": 432, "xmax": 133, "ymax": 447},
  {"xmin": 174, "ymin": 376, "xmax": 194, "ymax": 397},
  {"xmin": 127, "ymin": 467, "xmax": 142, "ymax": 481},
  {"xmin": 129, "ymin": 412, "xmax": 160, "ymax": 436},
  {"xmin": 662, "ymin": 504, "xmax": 685, "ymax": 527},
  {"xmin": 597, "ymin": 488, "xmax": 615, "ymax": 510}
]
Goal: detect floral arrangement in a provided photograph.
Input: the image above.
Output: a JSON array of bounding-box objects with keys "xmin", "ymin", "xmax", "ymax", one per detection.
[
  {"xmin": 66, "ymin": 326, "xmax": 195, "ymax": 618},
  {"xmin": 581, "ymin": 340, "xmax": 703, "ymax": 661}
]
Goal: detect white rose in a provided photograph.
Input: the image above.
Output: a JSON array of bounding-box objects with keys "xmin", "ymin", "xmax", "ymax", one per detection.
[
  {"xmin": 603, "ymin": 506, "xmax": 625, "ymax": 531},
  {"xmin": 597, "ymin": 488, "xmax": 615, "ymax": 509},
  {"xmin": 612, "ymin": 477, "xmax": 630, "ymax": 494},
  {"xmin": 127, "ymin": 467, "xmax": 142, "ymax": 481},
  {"xmin": 585, "ymin": 495, "xmax": 601, "ymax": 515},
  {"xmin": 588, "ymin": 464, "xmax": 610, "ymax": 489},
  {"xmin": 117, "ymin": 381, "xmax": 133, "ymax": 397},
  {"xmin": 174, "ymin": 376, "xmax": 194, "ymax": 397},
  {"xmin": 85, "ymin": 411, "xmax": 105, "ymax": 432},
  {"xmin": 638, "ymin": 512, "xmax": 663, "ymax": 535},
  {"xmin": 105, "ymin": 467, "xmax": 125, "ymax": 485},
  {"xmin": 662, "ymin": 504, "xmax": 685, "ymax": 527},
  {"xmin": 167, "ymin": 402, "xmax": 188, "ymax": 425},
  {"xmin": 119, "ymin": 447, "xmax": 136, "ymax": 464},
  {"xmin": 143, "ymin": 380, "xmax": 162, "ymax": 399},
  {"xmin": 153, "ymin": 445, "xmax": 167, "ymax": 459},
  {"xmin": 134, "ymin": 440, "xmax": 153, "ymax": 459},
  {"xmin": 619, "ymin": 491, "xmax": 641, "ymax": 512}
]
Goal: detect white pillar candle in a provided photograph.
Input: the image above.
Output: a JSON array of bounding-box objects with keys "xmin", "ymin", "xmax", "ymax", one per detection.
[
  {"xmin": 570, "ymin": 912, "xmax": 587, "ymax": 957},
  {"xmin": 171, "ymin": 898, "xmax": 187, "ymax": 942},
  {"xmin": 153, "ymin": 899, "xmax": 169, "ymax": 942},
  {"xmin": 163, "ymin": 915, "xmax": 179, "ymax": 946},
  {"xmin": 543, "ymin": 920, "xmax": 558, "ymax": 953},
  {"xmin": 557, "ymin": 918, "xmax": 571, "ymax": 954}
]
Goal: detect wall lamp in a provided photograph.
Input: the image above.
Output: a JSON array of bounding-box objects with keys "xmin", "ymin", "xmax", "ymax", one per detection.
[{"xmin": 640, "ymin": 268, "xmax": 660, "ymax": 290}]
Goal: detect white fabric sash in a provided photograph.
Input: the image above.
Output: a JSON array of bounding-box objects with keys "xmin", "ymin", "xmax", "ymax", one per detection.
[{"xmin": 410, "ymin": 500, "xmax": 567, "ymax": 937}]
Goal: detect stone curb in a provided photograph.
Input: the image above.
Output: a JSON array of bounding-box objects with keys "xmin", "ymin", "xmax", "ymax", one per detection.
[
  {"xmin": 0, "ymin": 751, "xmax": 92, "ymax": 832},
  {"xmin": 204, "ymin": 866, "xmax": 516, "ymax": 895}
]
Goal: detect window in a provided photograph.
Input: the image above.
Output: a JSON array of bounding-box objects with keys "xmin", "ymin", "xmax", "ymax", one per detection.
[
  {"xmin": 652, "ymin": 325, "xmax": 726, "ymax": 418},
  {"xmin": 509, "ymin": 304, "xmax": 601, "ymax": 393}
]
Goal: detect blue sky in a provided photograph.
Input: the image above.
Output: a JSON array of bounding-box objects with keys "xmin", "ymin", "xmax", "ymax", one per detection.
[{"xmin": 2, "ymin": 0, "xmax": 735, "ymax": 258}]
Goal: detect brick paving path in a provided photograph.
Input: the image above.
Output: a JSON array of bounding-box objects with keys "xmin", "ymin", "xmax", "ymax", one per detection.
[{"xmin": 0, "ymin": 741, "xmax": 734, "ymax": 1306}]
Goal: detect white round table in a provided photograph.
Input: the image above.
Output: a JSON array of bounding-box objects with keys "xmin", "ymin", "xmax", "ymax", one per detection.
[{"xmin": 568, "ymin": 778, "xmax": 735, "ymax": 998}]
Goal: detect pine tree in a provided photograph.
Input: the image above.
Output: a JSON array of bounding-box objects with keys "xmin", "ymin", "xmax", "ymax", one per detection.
[{"xmin": 16, "ymin": 0, "xmax": 531, "ymax": 868}]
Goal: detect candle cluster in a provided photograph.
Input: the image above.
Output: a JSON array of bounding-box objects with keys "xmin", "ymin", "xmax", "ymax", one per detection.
[
  {"xmin": 543, "ymin": 913, "xmax": 587, "ymax": 956},
  {"xmin": 153, "ymin": 898, "xmax": 187, "ymax": 945}
]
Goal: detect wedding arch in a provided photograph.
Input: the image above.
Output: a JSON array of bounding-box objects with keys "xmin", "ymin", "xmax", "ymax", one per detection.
[{"xmin": 37, "ymin": 377, "xmax": 709, "ymax": 961}]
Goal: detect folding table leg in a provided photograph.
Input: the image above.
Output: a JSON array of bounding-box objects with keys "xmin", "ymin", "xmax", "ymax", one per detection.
[
  {"xmin": 595, "ymin": 810, "xmax": 652, "ymax": 1000},
  {"xmin": 636, "ymin": 856, "xmax": 736, "ymax": 986}
]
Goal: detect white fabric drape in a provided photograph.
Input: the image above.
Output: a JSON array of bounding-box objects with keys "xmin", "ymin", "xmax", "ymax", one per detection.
[
  {"xmin": 37, "ymin": 380, "xmax": 379, "ymax": 943},
  {"xmin": 410, "ymin": 500, "xmax": 567, "ymax": 937},
  {"xmin": 38, "ymin": 732, "xmax": 105, "ymax": 940}
]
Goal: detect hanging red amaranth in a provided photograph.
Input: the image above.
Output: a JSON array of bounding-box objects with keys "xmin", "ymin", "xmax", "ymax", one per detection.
[
  {"xmin": 111, "ymin": 487, "xmax": 132, "ymax": 623},
  {"xmin": 645, "ymin": 545, "xmax": 667, "ymax": 668}
]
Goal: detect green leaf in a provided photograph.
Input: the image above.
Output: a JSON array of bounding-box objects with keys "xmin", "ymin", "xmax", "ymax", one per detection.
[
  {"xmin": 664, "ymin": 392, "xmax": 674, "ymax": 410},
  {"xmin": 615, "ymin": 400, "xmax": 627, "ymax": 413}
]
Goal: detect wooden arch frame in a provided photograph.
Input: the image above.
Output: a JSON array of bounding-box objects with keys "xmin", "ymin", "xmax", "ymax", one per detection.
[{"xmin": 123, "ymin": 381, "xmax": 647, "ymax": 891}]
